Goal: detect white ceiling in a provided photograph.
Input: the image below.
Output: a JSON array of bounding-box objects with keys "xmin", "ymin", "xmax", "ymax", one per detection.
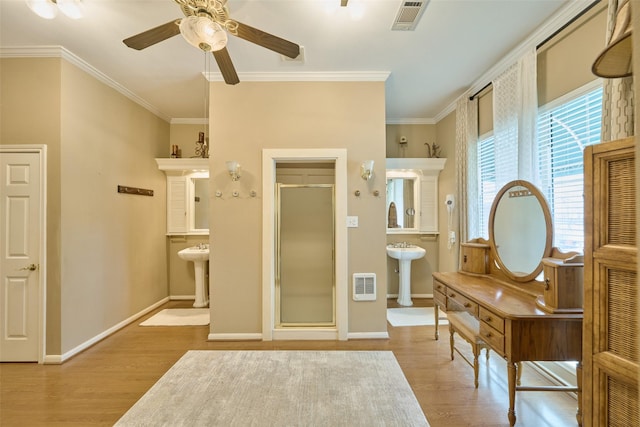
[{"xmin": 0, "ymin": 0, "xmax": 594, "ymax": 123}]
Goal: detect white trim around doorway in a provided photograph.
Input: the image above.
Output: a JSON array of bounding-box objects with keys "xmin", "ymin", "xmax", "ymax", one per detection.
[
  {"xmin": 262, "ymin": 149, "xmax": 348, "ymax": 341},
  {"xmin": 0, "ymin": 144, "xmax": 47, "ymax": 363}
]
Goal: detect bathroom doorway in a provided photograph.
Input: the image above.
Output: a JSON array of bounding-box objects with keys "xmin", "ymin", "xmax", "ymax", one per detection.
[
  {"xmin": 262, "ymin": 149, "xmax": 348, "ymax": 341},
  {"xmin": 276, "ymin": 184, "xmax": 335, "ymax": 327}
]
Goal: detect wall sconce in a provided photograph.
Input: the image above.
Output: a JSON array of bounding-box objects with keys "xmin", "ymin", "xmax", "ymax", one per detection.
[
  {"xmin": 226, "ymin": 161, "xmax": 241, "ymax": 181},
  {"xmin": 360, "ymin": 160, "xmax": 374, "ymax": 181}
]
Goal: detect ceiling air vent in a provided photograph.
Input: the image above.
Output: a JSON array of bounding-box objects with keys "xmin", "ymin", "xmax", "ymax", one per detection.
[{"xmin": 391, "ymin": 1, "xmax": 430, "ymax": 31}]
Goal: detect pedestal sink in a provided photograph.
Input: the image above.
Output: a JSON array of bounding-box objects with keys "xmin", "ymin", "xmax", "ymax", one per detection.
[
  {"xmin": 387, "ymin": 243, "xmax": 426, "ymax": 306},
  {"xmin": 178, "ymin": 244, "xmax": 209, "ymax": 308}
]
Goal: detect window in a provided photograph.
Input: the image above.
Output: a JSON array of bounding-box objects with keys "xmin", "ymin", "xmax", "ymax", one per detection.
[
  {"xmin": 477, "ymin": 134, "xmax": 496, "ymax": 239},
  {"xmin": 475, "ymin": 83, "xmax": 603, "ymax": 251},
  {"xmin": 538, "ymin": 85, "xmax": 603, "ymax": 252}
]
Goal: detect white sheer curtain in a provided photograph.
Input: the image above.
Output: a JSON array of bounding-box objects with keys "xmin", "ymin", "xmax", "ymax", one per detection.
[
  {"xmin": 601, "ymin": 0, "xmax": 634, "ymax": 141},
  {"xmin": 492, "ymin": 47, "xmax": 539, "ymax": 187},
  {"xmin": 455, "ymin": 96, "xmax": 478, "ymax": 246}
]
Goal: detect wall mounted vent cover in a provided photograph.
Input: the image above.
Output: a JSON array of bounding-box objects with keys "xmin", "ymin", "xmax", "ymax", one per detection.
[
  {"xmin": 353, "ymin": 273, "xmax": 376, "ymax": 301},
  {"xmin": 391, "ymin": 1, "xmax": 430, "ymax": 31}
]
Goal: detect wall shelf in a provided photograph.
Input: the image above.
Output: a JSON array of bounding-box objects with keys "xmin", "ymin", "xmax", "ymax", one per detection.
[
  {"xmin": 155, "ymin": 158, "xmax": 209, "ymax": 174},
  {"xmin": 386, "ymin": 158, "xmax": 446, "ymax": 173}
]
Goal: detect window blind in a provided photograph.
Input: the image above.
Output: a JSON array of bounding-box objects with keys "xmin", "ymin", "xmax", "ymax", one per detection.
[
  {"xmin": 477, "ymin": 135, "xmax": 496, "ymax": 238},
  {"xmin": 538, "ymin": 86, "xmax": 603, "ymax": 252}
]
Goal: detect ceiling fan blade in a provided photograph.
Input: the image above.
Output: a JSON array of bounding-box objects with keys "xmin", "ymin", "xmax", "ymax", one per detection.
[
  {"xmin": 234, "ymin": 22, "xmax": 300, "ymax": 59},
  {"xmin": 123, "ymin": 20, "xmax": 181, "ymax": 50},
  {"xmin": 213, "ymin": 48, "xmax": 240, "ymax": 85}
]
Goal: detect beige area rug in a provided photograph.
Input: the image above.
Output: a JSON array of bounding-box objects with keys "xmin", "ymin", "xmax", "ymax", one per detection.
[
  {"xmin": 387, "ymin": 307, "xmax": 448, "ymax": 327},
  {"xmin": 139, "ymin": 308, "xmax": 209, "ymax": 326},
  {"xmin": 115, "ymin": 350, "xmax": 430, "ymax": 427}
]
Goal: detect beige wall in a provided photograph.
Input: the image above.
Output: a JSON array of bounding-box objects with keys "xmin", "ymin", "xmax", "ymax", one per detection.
[
  {"xmin": 537, "ymin": 3, "xmax": 607, "ymax": 106},
  {"xmin": 1, "ymin": 58, "xmax": 63, "ymax": 354},
  {"xmin": 1, "ymin": 57, "xmax": 170, "ymax": 356},
  {"xmin": 435, "ymin": 111, "xmax": 458, "ymax": 273},
  {"xmin": 385, "ymin": 124, "xmax": 437, "ymax": 158},
  {"xmin": 169, "ymin": 123, "xmax": 208, "ymax": 159},
  {"xmin": 208, "ymin": 81, "xmax": 388, "ymax": 335}
]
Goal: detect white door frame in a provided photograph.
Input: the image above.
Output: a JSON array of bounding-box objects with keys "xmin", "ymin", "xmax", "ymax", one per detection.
[
  {"xmin": 0, "ymin": 145, "xmax": 47, "ymax": 363},
  {"xmin": 262, "ymin": 149, "xmax": 348, "ymax": 340}
]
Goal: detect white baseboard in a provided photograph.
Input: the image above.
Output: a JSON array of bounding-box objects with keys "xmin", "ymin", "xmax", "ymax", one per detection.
[
  {"xmin": 208, "ymin": 333, "xmax": 262, "ymax": 341},
  {"xmin": 387, "ymin": 293, "xmax": 433, "ymax": 299},
  {"xmin": 348, "ymin": 331, "xmax": 390, "ymax": 339},
  {"xmin": 170, "ymin": 295, "xmax": 195, "ymax": 300},
  {"xmin": 272, "ymin": 329, "xmax": 341, "ymax": 340},
  {"xmin": 43, "ymin": 354, "xmax": 62, "ymax": 364},
  {"xmin": 209, "ymin": 330, "xmax": 389, "ymax": 341},
  {"xmin": 46, "ymin": 297, "xmax": 170, "ymax": 364}
]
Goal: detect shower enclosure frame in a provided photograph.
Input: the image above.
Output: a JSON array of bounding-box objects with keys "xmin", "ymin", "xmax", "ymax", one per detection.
[
  {"xmin": 275, "ymin": 183, "xmax": 336, "ymax": 328},
  {"xmin": 262, "ymin": 149, "xmax": 348, "ymax": 341}
]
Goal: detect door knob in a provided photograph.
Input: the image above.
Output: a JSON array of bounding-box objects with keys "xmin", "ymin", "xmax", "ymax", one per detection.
[{"xmin": 19, "ymin": 263, "xmax": 38, "ymax": 271}]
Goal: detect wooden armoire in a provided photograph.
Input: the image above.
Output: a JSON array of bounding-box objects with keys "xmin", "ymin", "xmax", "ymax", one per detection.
[{"xmin": 583, "ymin": 136, "xmax": 638, "ymax": 426}]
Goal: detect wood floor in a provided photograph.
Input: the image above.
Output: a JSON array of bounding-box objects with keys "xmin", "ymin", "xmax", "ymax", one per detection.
[{"xmin": 0, "ymin": 299, "xmax": 579, "ymax": 427}]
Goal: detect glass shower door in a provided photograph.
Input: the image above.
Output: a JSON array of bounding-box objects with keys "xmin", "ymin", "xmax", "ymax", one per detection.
[{"xmin": 276, "ymin": 184, "xmax": 335, "ymax": 327}]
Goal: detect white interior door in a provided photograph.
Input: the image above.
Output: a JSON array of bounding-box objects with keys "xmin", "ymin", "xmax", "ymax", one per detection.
[{"xmin": 0, "ymin": 149, "xmax": 43, "ymax": 362}]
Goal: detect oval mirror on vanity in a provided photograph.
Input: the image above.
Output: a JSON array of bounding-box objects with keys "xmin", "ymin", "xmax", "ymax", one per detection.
[{"xmin": 488, "ymin": 180, "xmax": 553, "ymax": 282}]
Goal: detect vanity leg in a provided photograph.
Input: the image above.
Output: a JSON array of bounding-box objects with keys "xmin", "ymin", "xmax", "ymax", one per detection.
[
  {"xmin": 472, "ymin": 346, "xmax": 480, "ymax": 389},
  {"xmin": 576, "ymin": 361, "xmax": 583, "ymax": 427},
  {"xmin": 516, "ymin": 361, "xmax": 523, "ymax": 386},
  {"xmin": 434, "ymin": 304, "xmax": 440, "ymax": 340},
  {"xmin": 449, "ymin": 327, "xmax": 455, "ymax": 361},
  {"xmin": 507, "ymin": 361, "xmax": 517, "ymax": 426}
]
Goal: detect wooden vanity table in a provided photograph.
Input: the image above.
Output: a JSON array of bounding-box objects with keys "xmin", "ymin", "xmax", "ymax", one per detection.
[{"xmin": 433, "ymin": 180, "xmax": 584, "ymax": 426}]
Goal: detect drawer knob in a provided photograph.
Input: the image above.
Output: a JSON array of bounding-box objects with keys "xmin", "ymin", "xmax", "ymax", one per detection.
[
  {"xmin": 449, "ymin": 293, "xmax": 456, "ymax": 298},
  {"xmin": 545, "ymin": 278, "xmax": 550, "ymax": 291},
  {"xmin": 485, "ymin": 316, "xmax": 492, "ymax": 322},
  {"xmin": 485, "ymin": 332, "xmax": 492, "ymax": 338},
  {"xmin": 463, "ymin": 255, "xmax": 468, "ymax": 263},
  {"xmin": 464, "ymin": 303, "xmax": 471, "ymax": 308}
]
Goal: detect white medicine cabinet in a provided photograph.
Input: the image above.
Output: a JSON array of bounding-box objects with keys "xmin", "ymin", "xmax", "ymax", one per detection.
[
  {"xmin": 386, "ymin": 158, "xmax": 446, "ymax": 234},
  {"xmin": 156, "ymin": 158, "xmax": 209, "ymax": 235}
]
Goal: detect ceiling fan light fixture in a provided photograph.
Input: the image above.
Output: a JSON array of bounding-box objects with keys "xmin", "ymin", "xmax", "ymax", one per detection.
[
  {"xmin": 56, "ymin": 0, "xmax": 84, "ymax": 19},
  {"xmin": 180, "ymin": 16, "xmax": 228, "ymax": 52},
  {"xmin": 26, "ymin": 0, "xmax": 58, "ymax": 19}
]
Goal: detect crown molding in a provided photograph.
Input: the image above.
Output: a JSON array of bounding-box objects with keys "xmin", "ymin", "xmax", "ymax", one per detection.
[
  {"xmin": 0, "ymin": 46, "xmax": 170, "ymax": 122},
  {"xmin": 204, "ymin": 71, "xmax": 391, "ymax": 82},
  {"xmin": 170, "ymin": 118, "xmax": 208, "ymax": 125},
  {"xmin": 385, "ymin": 118, "xmax": 436, "ymax": 125},
  {"xmin": 436, "ymin": 0, "xmax": 599, "ymax": 123}
]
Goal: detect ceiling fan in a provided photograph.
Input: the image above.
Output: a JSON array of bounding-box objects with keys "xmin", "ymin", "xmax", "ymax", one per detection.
[{"xmin": 123, "ymin": 0, "xmax": 300, "ymax": 85}]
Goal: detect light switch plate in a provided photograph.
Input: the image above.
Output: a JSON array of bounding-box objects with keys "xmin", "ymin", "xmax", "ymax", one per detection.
[{"xmin": 347, "ymin": 216, "xmax": 359, "ymax": 228}]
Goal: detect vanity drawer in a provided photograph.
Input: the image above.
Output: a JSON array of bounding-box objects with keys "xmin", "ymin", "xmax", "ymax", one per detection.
[
  {"xmin": 479, "ymin": 307, "xmax": 505, "ymax": 334},
  {"xmin": 479, "ymin": 322, "xmax": 505, "ymax": 356},
  {"xmin": 460, "ymin": 241, "xmax": 490, "ymax": 274},
  {"xmin": 433, "ymin": 280, "xmax": 447, "ymax": 308},
  {"xmin": 433, "ymin": 280, "xmax": 447, "ymax": 295},
  {"xmin": 434, "ymin": 289, "xmax": 447, "ymax": 308},
  {"xmin": 447, "ymin": 290, "xmax": 478, "ymax": 316}
]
